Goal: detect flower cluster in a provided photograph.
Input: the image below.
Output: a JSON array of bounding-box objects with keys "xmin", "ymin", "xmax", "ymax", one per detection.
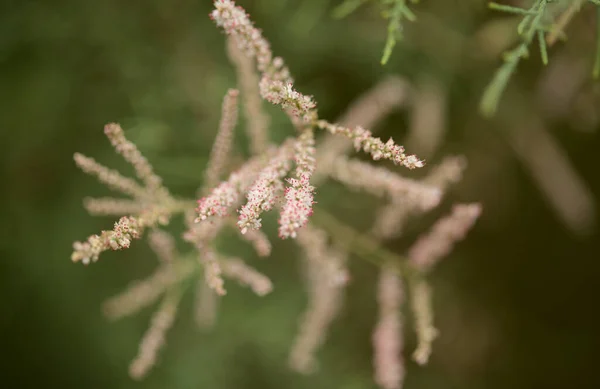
[
  {"xmin": 279, "ymin": 130, "xmax": 316, "ymax": 239},
  {"xmin": 316, "ymin": 120, "xmax": 424, "ymax": 169},
  {"xmin": 68, "ymin": 1, "xmax": 482, "ymax": 388},
  {"xmin": 71, "ymin": 216, "xmax": 142, "ymax": 264},
  {"xmin": 195, "ymin": 150, "xmax": 269, "ymax": 221},
  {"xmin": 237, "ymin": 145, "xmax": 293, "ymax": 233}
]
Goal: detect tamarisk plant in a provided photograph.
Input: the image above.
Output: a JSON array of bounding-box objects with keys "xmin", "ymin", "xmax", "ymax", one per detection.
[
  {"xmin": 481, "ymin": 0, "xmax": 600, "ymax": 116},
  {"xmin": 70, "ymin": 1, "xmax": 481, "ymax": 387}
]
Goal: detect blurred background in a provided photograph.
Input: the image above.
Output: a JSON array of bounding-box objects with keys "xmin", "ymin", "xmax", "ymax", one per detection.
[{"xmin": 2, "ymin": 0, "xmax": 600, "ymax": 388}]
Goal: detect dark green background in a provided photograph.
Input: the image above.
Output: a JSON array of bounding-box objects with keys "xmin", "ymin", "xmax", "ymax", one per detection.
[{"xmin": 2, "ymin": 1, "xmax": 599, "ymax": 388}]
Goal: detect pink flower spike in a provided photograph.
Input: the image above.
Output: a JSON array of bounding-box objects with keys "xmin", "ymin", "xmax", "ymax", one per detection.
[
  {"xmin": 237, "ymin": 143, "xmax": 294, "ymax": 233},
  {"xmin": 195, "ymin": 151, "xmax": 270, "ymax": 223},
  {"xmin": 279, "ymin": 130, "xmax": 316, "ymax": 239},
  {"xmin": 316, "ymin": 120, "xmax": 425, "ymax": 169}
]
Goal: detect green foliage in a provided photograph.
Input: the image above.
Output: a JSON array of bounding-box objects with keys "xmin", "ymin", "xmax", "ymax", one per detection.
[
  {"xmin": 380, "ymin": 0, "xmax": 418, "ymax": 65},
  {"xmin": 333, "ymin": 0, "xmax": 419, "ymax": 65},
  {"xmin": 335, "ymin": 0, "xmax": 600, "ymax": 116},
  {"xmin": 480, "ymin": 0, "xmax": 600, "ymax": 117},
  {"xmin": 480, "ymin": 0, "xmax": 552, "ymax": 117}
]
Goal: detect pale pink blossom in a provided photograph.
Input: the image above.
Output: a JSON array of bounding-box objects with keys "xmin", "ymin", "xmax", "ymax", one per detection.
[
  {"xmin": 211, "ymin": 0, "xmax": 317, "ymax": 123},
  {"xmin": 195, "ymin": 151, "xmax": 271, "ymax": 222},
  {"xmin": 315, "ymin": 76, "xmax": 409, "ymax": 183},
  {"xmin": 211, "ymin": 0, "xmax": 278, "ymax": 76},
  {"xmin": 259, "ymin": 77, "xmax": 317, "ymax": 124},
  {"xmin": 316, "ymin": 120, "xmax": 424, "ymax": 169},
  {"xmin": 71, "ymin": 216, "xmax": 143, "ymax": 264},
  {"xmin": 279, "ymin": 130, "xmax": 316, "ymax": 239},
  {"xmin": 237, "ymin": 145, "xmax": 294, "ymax": 233}
]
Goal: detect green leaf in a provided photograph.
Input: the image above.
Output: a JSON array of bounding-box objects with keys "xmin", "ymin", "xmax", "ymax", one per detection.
[
  {"xmin": 538, "ymin": 30, "xmax": 548, "ymax": 65},
  {"xmin": 489, "ymin": 3, "xmax": 538, "ymax": 15}
]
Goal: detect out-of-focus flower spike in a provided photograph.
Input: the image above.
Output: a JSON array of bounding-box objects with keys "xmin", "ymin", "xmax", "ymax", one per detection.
[
  {"xmin": 289, "ymin": 284, "xmax": 343, "ymax": 374},
  {"xmin": 74, "ymin": 153, "xmax": 146, "ymax": 199},
  {"xmin": 83, "ymin": 197, "xmax": 145, "ymax": 216},
  {"xmin": 330, "ymin": 157, "xmax": 441, "ymax": 210},
  {"xmin": 408, "ymin": 203, "xmax": 482, "ymax": 272},
  {"xmin": 204, "ymin": 89, "xmax": 239, "ymax": 189},
  {"xmin": 102, "ymin": 261, "xmax": 194, "ymax": 320},
  {"xmin": 372, "ymin": 156, "xmax": 468, "ymax": 239},
  {"xmin": 409, "ymin": 280, "xmax": 438, "ymax": 366},
  {"xmin": 373, "ymin": 267, "xmax": 405, "ymax": 389},
  {"xmin": 129, "ymin": 289, "xmax": 182, "ymax": 380},
  {"xmin": 289, "ymin": 225, "xmax": 348, "ymax": 374},
  {"xmin": 236, "ymin": 227, "xmax": 272, "ymax": 257},
  {"xmin": 104, "ymin": 123, "xmax": 168, "ymax": 198},
  {"xmin": 404, "ymin": 76, "xmax": 447, "ymax": 159},
  {"xmin": 148, "ymin": 229, "xmax": 177, "ymax": 264},
  {"xmin": 227, "ymin": 37, "xmax": 270, "ymax": 155},
  {"xmin": 221, "ymin": 258, "xmax": 273, "ymax": 296},
  {"xmin": 423, "ymin": 155, "xmax": 467, "ymax": 188},
  {"xmin": 200, "ymin": 249, "xmax": 226, "ymax": 296},
  {"xmin": 295, "ymin": 224, "xmax": 349, "ymax": 287}
]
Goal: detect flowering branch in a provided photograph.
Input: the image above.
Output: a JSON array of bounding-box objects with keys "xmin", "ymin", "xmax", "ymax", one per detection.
[{"xmin": 67, "ymin": 2, "xmax": 482, "ymax": 387}]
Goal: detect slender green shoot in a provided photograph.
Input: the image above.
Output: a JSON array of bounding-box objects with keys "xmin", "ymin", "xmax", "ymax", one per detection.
[
  {"xmin": 538, "ymin": 30, "xmax": 548, "ymax": 65},
  {"xmin": 480, "ymin": 0, "xmax": 549, "ymax": 117},
  {"xmin": 333, "ymin": 0, "xmax": 420, "ymax": 65},
  {"xmin": 488, "ymin": 2, "xmax": 538, "ymax": 15},
  {"xmin": 381, "ymin": 0, "xmax": 417, "ymax": 64}
]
